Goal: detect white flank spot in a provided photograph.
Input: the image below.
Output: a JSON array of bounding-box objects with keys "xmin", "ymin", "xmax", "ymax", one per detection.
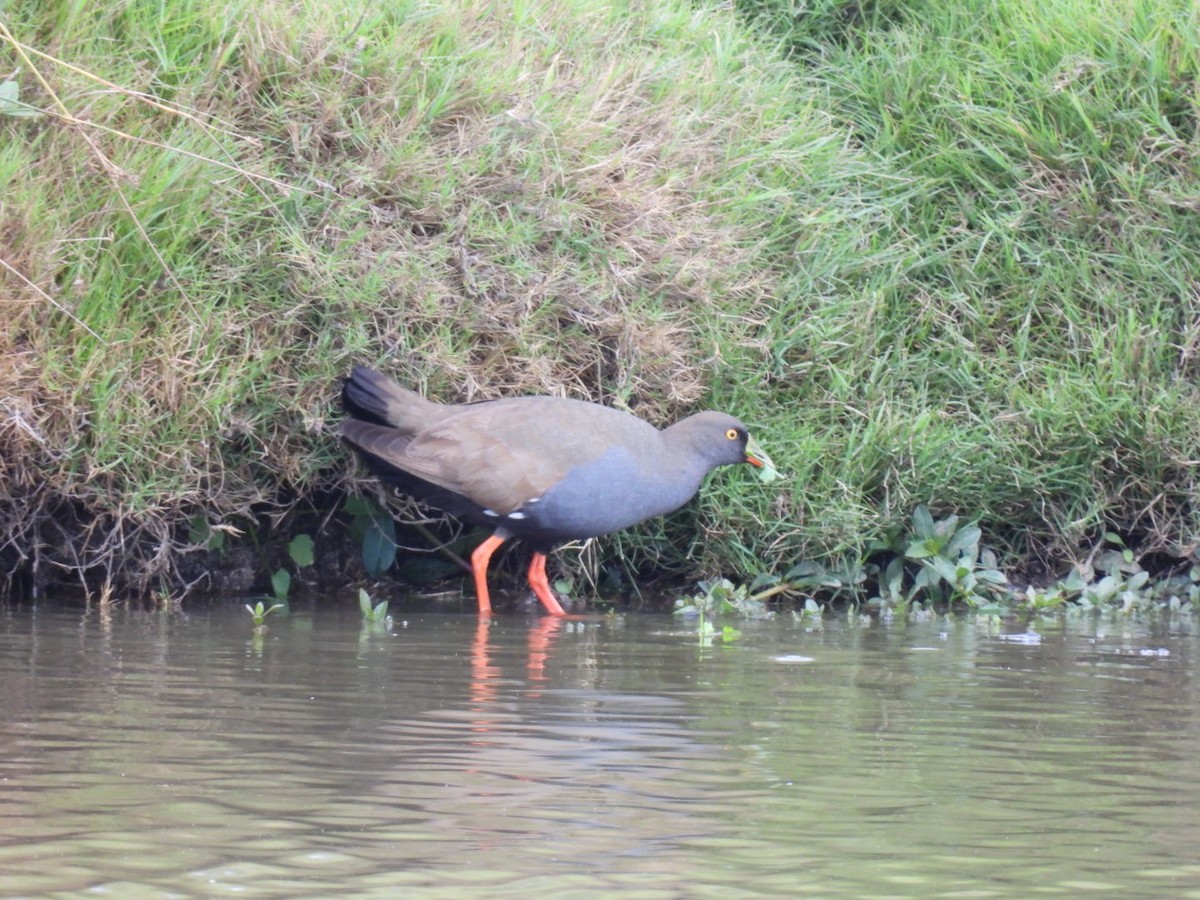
[
  {"xmin": 482, "ymin": 509, "xmax": 499, "ymax": 517},
  {"xmin": 507, "ymin": 512, "xmax": 526, "ymax": 520}
]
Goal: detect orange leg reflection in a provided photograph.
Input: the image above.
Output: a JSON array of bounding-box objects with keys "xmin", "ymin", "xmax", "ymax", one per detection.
[
  {"xmin": 526, "ymin": 615, "xmax": 564, "ymax": 682},
  {"xmin": 470, "ymin": 617, "xmax": 499, "ymax": 713},
  {"xmin": 468, "ymin": 615, "xmax": 567, "ymax": 718}
]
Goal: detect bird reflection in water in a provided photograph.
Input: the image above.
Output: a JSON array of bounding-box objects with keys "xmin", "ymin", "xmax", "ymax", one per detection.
[{"xmin": 468, "ymin": 615, "xmax": 566, "ymax": 717}]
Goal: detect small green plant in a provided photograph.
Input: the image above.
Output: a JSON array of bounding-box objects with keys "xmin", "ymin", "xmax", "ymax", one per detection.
[
  {"xmin": 1014, "ymin": 533, "xmax": 1157, "ymax": 614},
  {"xmin": 864, "ymin": 506, "xmax": 1009, "ymax": 612},
  {"xmin": 359, "ymin": 588, "xmax": 390, "ymax": 625},
  {"xmin": 153, "ymin": 585, "xmax": 180, "ymax": 609},
  {"xmin": 1019, "ymin": 582, "xmax": 1072, "ymax": 612},
  {"xmin": 792, "ymin": 596, "xmax": 825, "ymax": 626},
  {"xmin": 783, "ymin": 559, "xmax": 867, "ymax": 604},
  {"xmin": 693, "ymin": 618, "xmax": 744, "ymax": 648},
  {"xmin": 245, "ymin": 600, "xmax": 284, "ymax": 627},
  {"xmin": 1004, "ymin": 533, "xmax": 1199, "ymax": 615},
  {"xmin": 1076, "ymin": 534, "xmax": 1152, "ymax": 611},
  {"xmin": 270, "ymin": 532, "xmax": 315, "ymax": 600},
  {"xmin": 1182, "ymin": 555, "xmax": 1200, "ymax": 606},
  {"xmin": 675, "ymin": 576, "xmax": 774, "ymax": 619},
  {"xmin": 675, "ymin": 575, "xmax": 781, "ymax": 645}
]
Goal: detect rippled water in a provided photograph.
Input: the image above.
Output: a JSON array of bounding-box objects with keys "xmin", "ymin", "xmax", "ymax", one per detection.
[{"xmin": 1, "ymin": 601, "xmax": 1198, "ymax": 898}]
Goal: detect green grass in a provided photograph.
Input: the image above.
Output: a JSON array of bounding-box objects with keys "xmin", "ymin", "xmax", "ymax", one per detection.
[
  {"xmin": 1, "ymin": 0, "xmax": 1197, "ymax": 600},
  {"xmin": 711, "ymin": 0, "xmax": 1200, "ymax": 574}
]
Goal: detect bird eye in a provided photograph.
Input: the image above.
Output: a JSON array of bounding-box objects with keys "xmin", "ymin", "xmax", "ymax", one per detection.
[{"xmin": 726, "ymin": 428, "xmax": 738, "ymax": 440}]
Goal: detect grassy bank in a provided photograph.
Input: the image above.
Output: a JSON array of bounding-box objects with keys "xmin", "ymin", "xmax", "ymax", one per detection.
[
  {"xmin": 1, "ymin": 0, "xmax": 1197, "ymax": 603},
  {"xmin": 731, "ymin": 0, "xmax": 1200, "ymax": 581}
]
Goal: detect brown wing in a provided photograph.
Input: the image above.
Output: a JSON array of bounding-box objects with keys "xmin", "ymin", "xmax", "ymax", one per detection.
[{"xmin": 345, "ymin": 397, "xmax": 653, "ymax": 514}]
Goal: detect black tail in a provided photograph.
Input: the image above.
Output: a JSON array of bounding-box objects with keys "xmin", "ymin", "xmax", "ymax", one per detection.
[{"xmin": 341, "ymin": 366, "xmax": 394, "ymax": 426}]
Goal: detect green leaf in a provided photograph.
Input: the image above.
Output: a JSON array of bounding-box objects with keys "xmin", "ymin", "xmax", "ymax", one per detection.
[
  {"xmin": 927, "ymin": 555, "xmax": 961, "ymax": 584},
  {"xmin": 361, "ymin": 513, "xmax": 396, "ymax": 577},
  {"xmin": 271, "ymin": 568, "xmax": 291, "ymax": 600},
  {"xmin": 343, "ymin": 495, "xmax": 371, "ymax": 516},
  {"xmin": 188, "ymin": 516, "xmax": 210, "ymax": 545},
  {"xmin": 1059, "ymin": 568, "xmax": 1088, "ymax": 591},
  {"xmin": 189, "ymin": 517, "xmax": 225, "ymax": 551},
  {"xmin": 979, "ymin": 568, "xmax": 1008, "ymax": 585},
  {"xmin": 0, "ymin": 80, "xmax": 43, "ymax": 117},
  {"xmin": 932, "ymin": 513, "xmax": 959, "ymax": 540},
  {"xmin": 288, "ymin": 534, "xmax": 315, "ymax": 568},
  {"xmin": 784, "ymin": 560, "xmax": 824, "ymax": 581},
  {"xmin": 909, "ymin": 567, "xmax": 936, "ymax": 601},
  {"xmin": 359, "ymin": 588, "xmax": 373, "ymax": 617},
  {"xmin": 884, "ymin": 557, "xmax": 904, "ymax": 596},
  {"xmin": 911, "ymin": 505, "xmax": 935, "ymax": 537},
  {"xmin": 946, "ymin": 525, "xmax": 982, "ymax": 557},
  {"xmin": 749, "ymin": 572, "xmax": 779, "ymax": 592},
  {"xmin": 905, "ymin": 541, "xmax": 937, "ymax": 559}
]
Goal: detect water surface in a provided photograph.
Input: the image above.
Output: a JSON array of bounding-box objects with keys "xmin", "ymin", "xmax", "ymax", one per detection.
[{"xmin": 1, "ymin": 602, "xmax": 1198, "ymax": 897}]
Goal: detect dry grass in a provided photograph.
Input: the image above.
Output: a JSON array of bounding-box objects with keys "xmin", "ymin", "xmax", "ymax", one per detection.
[
  {"xmin": 3, "ymin": 0, "xmax": 1198, "ymax": 602},
  {"xmin": 0, "ymin": 0, "xmax": 827, "ymax": 595}
]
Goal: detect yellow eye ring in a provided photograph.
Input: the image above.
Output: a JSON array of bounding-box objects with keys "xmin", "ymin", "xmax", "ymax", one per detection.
[{"xmin": 726, "ymin": 428, "xmax": 739, "ymax": 440}]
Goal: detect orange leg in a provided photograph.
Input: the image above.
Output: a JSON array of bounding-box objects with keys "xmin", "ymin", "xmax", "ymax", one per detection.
[
  {"xmin": 527, "ymin": 552, "xmax": 566, "ymax": 617},
  {"xmin": 469, "ymin": 534, "xmax": 507, "ymax": 616}
]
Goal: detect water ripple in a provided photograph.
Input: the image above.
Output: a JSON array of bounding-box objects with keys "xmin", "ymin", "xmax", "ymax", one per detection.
[{"xmin": 0, "ymin": 608, "xmax": 1198, "ymax": 897}]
